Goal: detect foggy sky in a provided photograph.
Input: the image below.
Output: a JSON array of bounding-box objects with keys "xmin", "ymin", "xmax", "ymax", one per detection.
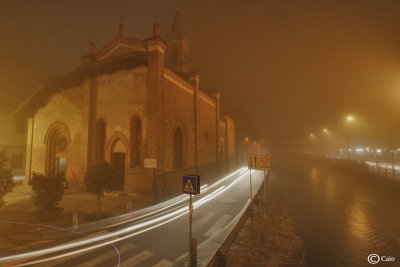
[{"xmin": 2, "ymin": 0, "xmax": 400, "ymax": 148}]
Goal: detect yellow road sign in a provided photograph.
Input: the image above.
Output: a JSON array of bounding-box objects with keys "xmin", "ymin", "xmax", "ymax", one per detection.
[{"xmin": 248, "ymin": 154, "xmax": 271, "ymax": 170}]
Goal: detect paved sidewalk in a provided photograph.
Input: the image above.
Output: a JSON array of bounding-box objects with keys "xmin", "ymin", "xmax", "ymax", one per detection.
[{"xmin": 0, "ymin": 185, "xmax": 153, "ymax": 254}]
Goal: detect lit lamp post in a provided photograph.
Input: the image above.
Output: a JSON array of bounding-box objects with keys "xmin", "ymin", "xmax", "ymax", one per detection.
[
  {"xmin": 322, "ymin": 128, "xmax": 329, "ymax": 156},
  {"xmin": 346, "ymin": 115, "xmax": 353, "ymax": 161},
  {"xmin": 309, "ymin": 133, "xmax": 315, "ymax": 154}
]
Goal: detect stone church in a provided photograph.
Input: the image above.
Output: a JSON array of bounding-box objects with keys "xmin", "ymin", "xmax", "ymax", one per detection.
[{"xmin": 15, "ymin": 12, "xmax": 236, "ymax": 198}]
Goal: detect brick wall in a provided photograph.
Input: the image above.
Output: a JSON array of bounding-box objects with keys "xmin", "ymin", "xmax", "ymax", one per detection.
[{"xmin": 30, "ymin": 85, "xmax": 86, "ymax": 189}]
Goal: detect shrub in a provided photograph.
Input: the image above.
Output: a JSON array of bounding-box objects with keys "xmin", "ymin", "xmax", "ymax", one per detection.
[
  {"xmin": 29, "ymin": 172, "xmax": 66, "ymax": 211},
  {"xmin": 0, "ymin": 151, "xmax": 14, "ymax": 208},
  {"xmin": 84, "ymin": 161, "xmax": 116, "ymax": 212}
]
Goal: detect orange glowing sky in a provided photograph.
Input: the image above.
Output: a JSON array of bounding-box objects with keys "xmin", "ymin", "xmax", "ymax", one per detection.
[{"xmin": 1, "ymin": 0, "xmax": 400, "ymax": 146}]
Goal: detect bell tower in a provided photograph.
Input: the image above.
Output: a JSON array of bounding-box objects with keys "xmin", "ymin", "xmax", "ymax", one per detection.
[{"xmin": 165, "ymin": 9, "xmax": 189, "ymax": 74}]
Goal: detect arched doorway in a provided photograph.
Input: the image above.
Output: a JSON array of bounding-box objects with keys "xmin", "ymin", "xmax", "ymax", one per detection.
[
  {"xmin": 110, "ymin": 139, "xmax": 125, "ymax": 190},
  {"xmin": 45, "ymin": 122, "xmax": 70, "ymax": 176}
]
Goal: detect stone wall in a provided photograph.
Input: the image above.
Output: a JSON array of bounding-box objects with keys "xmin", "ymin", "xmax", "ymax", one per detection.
[
  {"xmin": 29, "ymin": 85, "xmax": 86, "ymax": 190},
  {"xmin": 162, "ymin": 70, "xmax": 196, "ymax": 171},
  {"xmin": 198, "ymin": 91, "xmax": 217, "ymax": 167}
]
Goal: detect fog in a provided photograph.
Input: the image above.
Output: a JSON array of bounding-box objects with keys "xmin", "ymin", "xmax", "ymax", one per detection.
[{"xmin": 2, "ymin": 0, "xmax": 400, "ymax": 150}]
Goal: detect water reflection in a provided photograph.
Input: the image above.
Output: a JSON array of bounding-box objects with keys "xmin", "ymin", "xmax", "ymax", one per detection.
[
  {"xmin": 324, "ymin": 176, "xmax": 335, "ymax": 205},
  {"xmin": 346, "ymin": 193, "xmax": 370, "ymax": 242},
  {"xmin": 309, "ymin": 167, "xmax": 320, "ymax": 194},
  {"xmin": 277, "ymin": 155, "xmax": 400, "ymax": 265}
]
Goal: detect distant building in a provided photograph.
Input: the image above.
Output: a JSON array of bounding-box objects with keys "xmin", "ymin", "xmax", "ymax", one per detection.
[
  {"xmin": 15, "ymin": 12, "xmax": 235, "ymax": 198},
  {"xmin": 0, "ymin": 111, "xmax": 26, "ymax": 181}
]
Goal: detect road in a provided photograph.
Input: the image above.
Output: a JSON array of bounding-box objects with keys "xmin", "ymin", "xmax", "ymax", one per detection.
[
  {"xmin": 0, "ymin": 167, "xmax": 264, "ymax": 267},
  {"xmin": 272, "ymin": 153, "xmax": 400, "ymax": 266}
]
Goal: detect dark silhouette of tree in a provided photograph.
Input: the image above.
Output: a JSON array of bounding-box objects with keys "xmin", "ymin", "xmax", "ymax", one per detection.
[
  {"xmin": 84, "ymin": 161, "xmax": 116, "ymax": 213},
  {"xmin": 29, "ymin": 172, "xmax": 66, "ymax": 211},
  {"xmin": 0, "ymin": 151, "xmax": 14, "ymax": 208}
]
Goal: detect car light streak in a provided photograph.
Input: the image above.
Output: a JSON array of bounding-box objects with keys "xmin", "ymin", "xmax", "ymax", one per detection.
[
  {"xmin": 89, "ymin": 183, "xmax": 209, "ymax": 228},
  {"xmin": 0, "ymin": 167, "xmax": 251, "ymax": 266},
  {"xmin": 17, "ymin": 186, "xmax": 229, "ymax": 267},
  {"xmin": 0, "ymin": 222, "xmax": 121, "ymax": 267},
  {"xmin": 0, "ymin": 185, "xmax": 228, "ymax": 266},
  {"xmin": 106, "ymin": 168, "xmax": 245, "ymax": 228}
]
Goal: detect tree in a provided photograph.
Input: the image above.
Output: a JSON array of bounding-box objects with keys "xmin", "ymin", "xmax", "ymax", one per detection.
[
  {"xmin": 29, "ymin": 172, "xmax": 66, "ymax": 211},
  {"xmin": 0, "ymin": 151, "xmax": 14, "ymax": 208},
  {"xmin": 84, "ymin": 161, "xmax": 116, "ymax": 212}
]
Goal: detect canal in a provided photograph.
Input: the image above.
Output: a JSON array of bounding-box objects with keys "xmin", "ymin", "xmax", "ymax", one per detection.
[{"xmin": 271, "ymin": 153, "xmax": 400, "ymax": 266}]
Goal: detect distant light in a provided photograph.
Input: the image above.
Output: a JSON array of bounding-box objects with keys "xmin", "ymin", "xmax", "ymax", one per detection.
[
  {"xmin": 366, "ymin": 147, "xmax": 370, "ymax": 152},
  {"xmin": 309, "ymin": 133, "xmax": 315, "ymax": 138},
  {"xmin": 376, "ymin": 149, "xmax": 382, "ymax": 153},
  {"xmin": 323, "ymin": 128, "xmax": 328, "ymax": 133},
  {"xmin": 347, "ymin": 115, "xmax": 353, "ymax": 122},
  {"xmin": 355, "ymin": 148, "xmax": 364, "ymax": 152}
]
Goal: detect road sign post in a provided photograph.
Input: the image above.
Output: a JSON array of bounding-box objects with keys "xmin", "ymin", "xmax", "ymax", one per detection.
[
  {"xmin": 183, "ymin": 175, "xmax": 200, "ymax": 267},
  {"xmin": 248, "ymin": 154, "xmax": 271, "ymax": 201}
]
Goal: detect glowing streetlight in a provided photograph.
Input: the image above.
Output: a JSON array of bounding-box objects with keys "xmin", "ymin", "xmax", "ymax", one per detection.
[
  {"xmin": 321, "ymin": 128, "xmax": 330, "ymax": 156},
  {"xmin": 345, "ymin": 115, "xmax": 354, "ymax": 160}
]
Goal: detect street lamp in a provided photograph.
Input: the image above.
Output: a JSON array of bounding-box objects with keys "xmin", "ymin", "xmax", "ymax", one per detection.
[
  {"xmin": 322, "ymin": 128, "xmax": 330, "ymax": 156},
  {"xmin": 345, "ymin": 115, "xmax": 354, "ymax": 160}
]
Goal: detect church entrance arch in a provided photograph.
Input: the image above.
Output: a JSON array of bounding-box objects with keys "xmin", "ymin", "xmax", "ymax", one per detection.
[
  {"xmin": 107, "ymin": 132, "xmax": 129, "ymax": 190},
  {"xmin": 44, "ymin": 121, "xmax": 71, "ymax": 176}
]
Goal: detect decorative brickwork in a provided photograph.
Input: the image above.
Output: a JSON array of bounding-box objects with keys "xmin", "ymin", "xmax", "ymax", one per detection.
[{"xmin": 17, "ymin": 15, "xmax": 236, "ymax": 198}]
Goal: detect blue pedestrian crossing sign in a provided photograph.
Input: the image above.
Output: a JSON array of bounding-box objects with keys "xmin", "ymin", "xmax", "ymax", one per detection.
[{"xmin": 183, "ymin": 175, "xmax": 200, "ymax": 195}]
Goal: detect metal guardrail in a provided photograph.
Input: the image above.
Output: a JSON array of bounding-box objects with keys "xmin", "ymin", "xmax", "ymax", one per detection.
[{"xmin": 206, "ymin": 179, "xmax": 265, "ymax": 266}]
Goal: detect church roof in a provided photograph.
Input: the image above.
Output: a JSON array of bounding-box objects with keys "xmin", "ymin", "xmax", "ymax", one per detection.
[
  {"xmin": 14, "ymin": 20, "xmax": 153, "ymax": 116},
  {"xmin": 81, "ymin": 21, "xmax": 147, "ymax": 64},
  {"xmin": 14, "ymin": 52, "xmax": 146, "ymax": 116}
]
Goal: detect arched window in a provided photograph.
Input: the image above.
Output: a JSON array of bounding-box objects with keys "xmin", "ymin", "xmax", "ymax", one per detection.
[
  {"xmin": 130, "ymin": 118, "xmax": 142, "ymax": 167},
  {"xmin": 95, "ymin": 119, "xmax": 106, "ymax": 162},
  {"xmin": 45, "ymin": 122, "xmax": 70, "ymax": 176},
  {"xmin": 111, "ymin": 139, "xmax": 125, "ymax": 190},
  {"xmin": 173, "ymin": 127, "xmax": 183, "ymax": 169}
]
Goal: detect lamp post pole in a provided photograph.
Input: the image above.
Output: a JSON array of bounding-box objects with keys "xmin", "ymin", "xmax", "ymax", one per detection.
[
  {"xmin": 346, "ymin": 130, "xmax": 351, "ymax": 161},
  {"xmin": 390, "ymin": 123, "xmax": 395, "ymax": 178},
  {"xmin": 346, "ymin": 115, "xmax": 353, "ymax": 161}
]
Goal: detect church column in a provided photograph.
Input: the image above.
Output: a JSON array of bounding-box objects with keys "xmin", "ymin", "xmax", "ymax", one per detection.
[
  {"xmin": 212, "ymin": 91, "xmax": 221, "ymax": 175},
  {"xmin": 145, "ymin": 23, "xmax": 167, "ymax": 173},
  {"xmin": 188, "ymin": 72, "xmax": 200, "ymax": 173},
  {"xmin": 86, "ymin": 77, "xmax": 97, "ymax": 169},
  {"xmin": 24, "ymin": 116, "xmax": 34, "ymax": 184}
]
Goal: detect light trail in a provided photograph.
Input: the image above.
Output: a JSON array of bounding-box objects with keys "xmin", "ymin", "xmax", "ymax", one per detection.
[{"xmin": 0, "ymin": 167, "xmax": 251, "ymax": 266}]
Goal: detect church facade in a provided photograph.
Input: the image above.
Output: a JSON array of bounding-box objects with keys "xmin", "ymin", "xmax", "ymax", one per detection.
[{"xmin": 16, "ymin": 13, "xmax": 235, "ymax": 198}]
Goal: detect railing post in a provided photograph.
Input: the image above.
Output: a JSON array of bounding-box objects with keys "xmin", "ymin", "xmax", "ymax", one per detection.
[{"xmin": 72, "ymin": 212, "xmax": 79, "ymax": 230}]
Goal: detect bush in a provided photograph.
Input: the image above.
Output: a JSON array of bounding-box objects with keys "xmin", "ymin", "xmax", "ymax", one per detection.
[
  {"xmin": 29, "ymin": 172, "xmax": 66, "ymax": 211},
  {"xmin": 0, "ymin": 151, "xmax": 14, "ymax": 208},
  {"xmin": 84, "ymin": 161, "xmax": 116, "ymax": 212}
]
